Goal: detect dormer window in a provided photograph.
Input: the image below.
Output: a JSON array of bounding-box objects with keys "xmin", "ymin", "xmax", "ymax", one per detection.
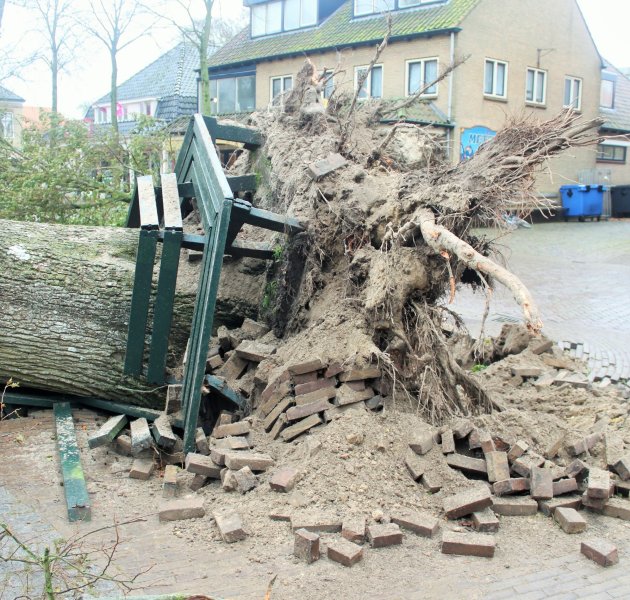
[
  {"xmin": 251, "ymin": 0, "xmax": 317, "ymax": 38},
  {"xmin": 601, "ymin": 73, "xmax": 616, "ymax": 110},
  {"xmin": 354, "ymin": 0, "xmax": 445, "ymax": 17}
]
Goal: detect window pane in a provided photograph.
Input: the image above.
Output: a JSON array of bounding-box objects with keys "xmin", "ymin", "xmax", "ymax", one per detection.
[
  {"xmin": 536, "ymin": 71, "xmax": 545, "ymax": 103},
  {"xmin": 601, "ymin": 79, "xmax": 614, "ymax": 108},
  {"xmin": 283, "ymin": 76, "xmax": 293, "ymax": 91},
  {"xmin": 399, "ymin": 0, "xmax": 422, "ymax": 6},
  {"xmin": 564, "ymin": 78, "xmax": 572, "ymax": 105},
  {"xmin": 267, "ymin": 1, "xmax": 282, "ymax": 33},
  {"xmin": 218, "ymin": 78, "xmax": 236, "ymax": 113},
  {"xmin": 301, "ymin": 0, "xmax": 317, "ymax": 26},
  {"xmin": 496, "ymin": 63, "xmax": 506, "ymax": 96},
  {"xmin": 251, "ymin": 5, "xmax": 265, "ymax": 36},
  {"xmin": 323, "ymin": 72, "xmax": 333, "ymax": 98},
  {"xmin": 272, "ymin": 78, "xmax": 282, "ymax": 99},
  {"xmin": 284, "ymin": 0, "xmax": 300, "ymax": 30},
  {"xmin": 424, "ymin": 59, "xmax": 438, "ymax": 94},
  {"xmin": 355, "ymin": 0, "xmax": 372, "ymax": 15},
  {"xmin": 371, "ymin": 65, "xmax": 383, "ymax": 98},
  {"xmin": 408, "ymin": 62, "xmax": 421, "ymax": 95},
  {"xmin": 356, "ymin": 67, "xmax": 368, "ymax": 98},
  {"xmin": 526, "ymin": 70, "xmax": 534, "ymax": 102},
  {"xmin": 376, "ymin": 0, "xmax": 392, "ymax": 11},
  {"xmin": 484, "ymin": 61, "xmax": 494, "ymax": 94},
  {"xmin": 573, "ymin": 79, "xmax": 581, "ymax": 108},
  {"xmin": 237, "ymin": 76, "xmax": 255, "ymax": 112}
]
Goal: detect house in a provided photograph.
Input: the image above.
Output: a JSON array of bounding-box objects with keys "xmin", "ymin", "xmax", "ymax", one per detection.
[
  {"xmin": 206, "ymin": 0, "xmax": 607, "ymax": 194},
  {"xmin": 0, "ymin": 84, "xmax": 25, "ymax": 146},
  {"xmin": 86, "ymin": 41, "xmax": 199, "ymax": 136}
]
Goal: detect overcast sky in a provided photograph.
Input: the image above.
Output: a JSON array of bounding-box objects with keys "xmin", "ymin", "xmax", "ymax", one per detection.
[{"xmin": 1, "ymin": 0, "xmax": 629, "ymax": 119}]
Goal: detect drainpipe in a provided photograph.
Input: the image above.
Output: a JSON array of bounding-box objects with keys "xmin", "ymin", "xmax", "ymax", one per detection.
[{"xmin": 447, "ymin": 31, "xmax": 456, "ymax": 161}]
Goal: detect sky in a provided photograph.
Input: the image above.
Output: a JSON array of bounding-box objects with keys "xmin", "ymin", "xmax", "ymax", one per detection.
[{"xmin": 1, "ymin": 0, "xmax": 629, "ymax": 119}]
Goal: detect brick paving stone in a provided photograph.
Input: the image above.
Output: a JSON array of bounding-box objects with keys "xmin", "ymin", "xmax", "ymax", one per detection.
[
  {"xmin": 492, "ymin": 497, "xmax": 538, "ymax": 516},
  {"xmin": 342, "ymin": 517, "xmax": 366, "ymax": 543},
  {"xmin": 391, "ymin": 511, "xmax": 440, "ymax": 537},
  {"xmin": 293, "ymin": 529, "xmax": 320, "ymax": 564},
  {"xmin": 581, "ymin": 539, "xmax": 619, "ymax": 567},
  {"xmin": 441, "ymin": 531, "xmax": 496, "ymax": 558},
  {"xmin": 327, "ymin": 538, "xmax": 364, "ymax": 567},
  {"xmin": 367, "ymin": 523, "xmax": 403, "ymax": 548},
  {"xmin": 409, "ymin": 431, "xmax": 434, "ymax": 455},
  {"xmin": 554, "ymin": 507, "xmax": 587, "ymax": 533},
  {"xmin": 443, "ymin": 488, "xmax": 492, "ymax": 519}
]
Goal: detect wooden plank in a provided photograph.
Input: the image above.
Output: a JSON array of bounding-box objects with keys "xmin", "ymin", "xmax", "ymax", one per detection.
[
  {"xmin": 124, "ymin": 229, "xmax": 158, "ymax": 376},
  {"xmin": 76, "ymin": 397, "xmax": 179, "ymax": 425},
  {"xmin": 232, "ymin": 202, "xmax": 303, "ymax": 235},
  {"xmin": 205, "ymin": 375, "xmax": 247, "ymax": 409},
  {"xmin": 161, "ymin": 173, "xmax": 183, "ymax": 230},
  {"xmin": 147, "ymin": 229, "xmax": 183, "ymax": 384},
  {"xmin": 126, "ymin": 183, "xmax": 141, "ymax": 228},
  {"xmin": 226, "ymin": 241, "xmax": 274, "ymax": 260},
  {"xmin": 203, "ymin": 115, "xmax": 262, "ymax": 150},
  {"xmin": 227, "ymin": 174, "xmax": 257, "ymax": 193},
  {"xmin": 137, "ymin": 175, "xmax": 159, "ymax": 229},
  {"xmin": 87, "ymin": 414, "xmax": 128, "ymax": 449},
  {"xmin": 53, "ymin": 402, "xmax": 91, "ymax": 522},
  {"xmin": 1, "ymin": 391, "xmax": 54, "ymax": 408},
  {"xmin": 180, "ymin": 233, "xmax": 206, "ymax": 251}
]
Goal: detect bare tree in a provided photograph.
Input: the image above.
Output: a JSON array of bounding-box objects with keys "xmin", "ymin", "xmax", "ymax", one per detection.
[
  {"xmin": 85, "ymin": 0, "xmax": 153, "ymax": 133},
  {"xmin": 15, "ymin": 0, "xmax": 78, "ymax": 115}
]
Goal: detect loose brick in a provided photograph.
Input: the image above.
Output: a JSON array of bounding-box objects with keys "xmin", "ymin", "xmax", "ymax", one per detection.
[
  {"xmin": 151, "ymin": 415, "xmax": 177, "ymax": 451},
  {"xmin": 404, "ymin": 450, "xmax": 425, "ymax": 481},
  {"xmin": 206, "ymin": 354, "xmax": 223, "ymax": 371},
  {"xmin": 511, "ymin": 366, "xmax": 544, "ymax": 378},
  {"xmin": 544, "ymin": 435, "xmax": 565, "ymax": 460},
  {"xmin": 114, "ymin": 434, "xmax": 133, "ymax": 456},
  {"xmin": 565, "ymin": 458, "xmax": 589, "ymax": 481},
  {"xmin": 582, "ymin": 490, "xmax": 607, "ymax": 512},
  {"xmin": 88, "ymin": 414, "xmax": 127, "ymax": 449},
  {"xmin": 446, "ymin": 453, "xmax": 487, "ymax": 476},
  {"xmin": 288, "ymin": 358, "xmax": 324, "ymax": 375},
  {"xmin": 165, "ymin": 384, "xmax": 182, "ymax": 414},
  {"xmin": 338, "ymin": 367, "xmax": 381, "ymax": 382},
  {"xmin": 452, "ymin": 419, "xmax": 474, "ymax": 439},
  {"xmin": 214, "ymin": 510, "xmax": 247, "ymax": 543},
  {"xmin": 269, "ymin": 467, "xmax": 300, "ymax": 492},
  {"xmin": 225, "ymin": 436, "xmax": 250, "ymax": 450},
  {"xmin": 263, "ymin": 397, "xmax": 293, "ymax": 432},
  {"xmin": 295, "ymin": 386, "xmax": 337, "ymax": 406},
  {"xmin": 217, "ymin": 325, "xmax": 231, "ymax": 351},
  {"xmin": 478, "ymin": 430, "xmax": 496, "ymax": 454},
  {"xmin": 421, "ymin": 472, "xmax": 443, "ymax": 493},
  {"xmin": 217, "ymin": 353, "xmax": 248, "ymax": 381},
  {"xmin": 129, "ymin": 458, "xmax": 154, "ymax": 480},
  {"xmin": 345, "ymin": 380, "xmax": 366, "ymax": 391},
  {"xmin": 553, "ymin": 478, "xmax": 578, "ymax": 496},
  {"xmin": 294, "ymin": 529, "xmax": 320, "ymax": 563},
  {"xmin": 291, "ymin": 514, "xmax": 342, "ymax": 533},
  {"xmin": 189, "ymin": 473, "xmax": 209, "ymax": 491},
  {"xmin": 281, "ymin": 414, "xmax": 323, "ymax": 442},
  {"xmin": 259, "ymin": 380, "xmax": 292, "ymax": 417},
  {"xmin": 308, "ymin": 152, "xmax": 348, "ymax": 180},
  {"xmin": 612, "ymin": 455, "xmax": 630, "ymax": 481},
  {"xmin": 270, "ymin": 512, "xmax": 292, "ymax": 522},
  {"xmin": 391, "ymin": 512, "xmax": 440, "ymax": 538},
  {"xmin": 240, "ymin": 317, "xmax": 269, "ymax": 339},
  {"xmin": 581, "ymin": 539, "xmax": 619, "ymax": 567},
  {"xmin": 336, "ymin": 385, "xmax": 374, "ymax": 406},
  {"xmin": 530, "ymin": 467, "xmax": 553, "ymax": 500},
  {"xmin": 235, "ymin": 340, "xmax": 276, "ymax": 362},
  {"xmin": 492, "ymin": 497, "xmax": 538, "ymax": 516},
  {"xmin": 441, "ymin": 532, "xmax": 496, "ymax": 558},
  {"xmin": 232, "ymin": 466, "xmax": 257, "ymax": 494},
  {"xmin": 615, "ymin": 480, "xmax": 630, "ymax": 496},
  {"xmin": 443, "ymin": 488, "xmax": 492, "ymax": 519},
  {"xmin": 468, "ymin": 429, "xmax": 481, "ymax": 450},
  {"xmin": 441, "ymin": 429, "xmax": 455, "ymax": 454},
  {"xmin": 342, "ymin": 518, "xmax": 366, "ymax": 543},
  {"xmin": 325, "ymin": 402, "xmax": 366, "ymax": 421},
  {"xmin": 554, "ymin": 507, "xmax": 587, "ymax": 534},
  {"xmin": 566, "ymin": 432, "xmax": 602, "ymax": 457},
  {"xmin": 472, "ymin": 508, "xmax": 500, "ymax": 533},
  {"xmin": 162, "ymin": 465, "xmax": 178, "ymax": 498},
  {"xmin": 365, "ymin": 395, "xmax": 384, "ymax": 410},
  {"xmin": 511, "ymin": 453, "xmax": 545, "ymax": 477},
  {"xmin": 367, "ymin": 523, "xmax": 403, "ymax": 548},
  {"xmin": 224, "ymin": 451, "xmax": 274, "ymax": 472},
  {"xmin": 270, "ymin": 413, "xmax": 288, "ymax": 440},
  {"xmin": 531, "ymin": 338, "xmax": 554, "ymax": 355},
  {"xmin": 492, "ymin": 478, "xmax": 530, "ymax": 496},
  {"xmin": 185, "ymin": 453, "xmax": 222, "ymax": 478},
  {"xmin": 159, "ymin": 497, "xmax": 205, "ymax": 521},
  {"xmin": 293, "ymin": 371, "xmax": 318, "ymax": 385},
  {"xmin": 210, "ymin": 446, "xmax": 228, "ymax": 466},
  {"xmin": 409, "ymin": 431, "xmax": 434, "ymax": 456},
  {"xmin": 327, "ymin": 539, "xmax": 363, "ymax": 567},
  {"xmin": 485, "ymin": 452, "xmax": 510, "ymax": 483},
  {"xmin": 587, "ymin": 468, "xmax": 612, "ymax": 500},
  {"xmin": 130, "ymin": 418, "xmax": 152, "ymax": 454},
  {"xmin": 221, "ymin": 469, "xmax": 238, "ymax": 492},
  {"xmin": 213, "ymin": 421, "xmax": 250, "ymax": 439},
  {"xmin": 537, "ymin": 495, "xmax": 582, "ymax": 517},
  {"xmin": 324, "ymin": 362, "xmax": 344, "ymax": 378},
  {"xmin": 507, "ymin": 440, "xmax": 529, "ymax": 462},
  {"xmin": 294, "ymin": 378, "xmax": 335, "ymax": 397},
  {"xmin": 195, "ymin": 427, "xmax": 209, "ymax": 455},
  {"xmin": 602, "ymin": 497, "xmax": 630, "ymax": 521},
  {"xmin": 286, "ymin": 398, "xmax": 333, "ymax": 421}
]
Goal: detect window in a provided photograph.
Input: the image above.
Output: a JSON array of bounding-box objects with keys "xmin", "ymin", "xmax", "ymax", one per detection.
[
  {"xmin": 355, "ymin": 65, "xmax": 383, "ymax": 99},
  {"xmin": 484, "ymin": 59, "xmax": 508, "ymax": 98},
  {"xmin": 284, "ymin": 0, "xmax": 317, "ymax": 30},
  {"xmin": 321, "ymin": 70, "xmax": 334, "ymax": 99},
  {"xmin": 407, "ymin": 58, "xmax": 438, "ymax": 96},
  {"xmin": 525, "ymin": 68, "xmax": 546, "ymax": 105},
  {"xmin": 271, "ymin": 75, "xmax": 293, "ymax": 102},
  {"xmin": 95, "ymin": 106, "xmax": 108, "ymax": 124},
  {"xmin": 251, "ymin": 1, "xmax": 282, "ymax": 37},
  {"xmin": 600, "ymin": 76, "xmax": 616, "ymax": 109},
  {"xmin": 564, "ymin": 76, "xmax": 582, "ymax": 110},
  {"xmin": 0, "ymin": 112, "xmax": 13, "ymax": 140},
  {"xmin": 354, "ymin": 0, "xmax": 438, "ymax": 15},
  {"xmin": 145, "ymin": 101, "xmax": 152, "ymax": 116},
  {"xmin": 597, "ymin": 144, "xmax": 626, "ymax": 163},
  {"xmin": 210, "ymin": 76, "xmax": 256, "ymax": 115}
]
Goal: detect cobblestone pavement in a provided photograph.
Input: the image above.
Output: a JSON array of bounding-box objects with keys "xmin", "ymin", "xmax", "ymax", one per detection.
[{"xmin": 450, "ymin": 220, "xmax": 630, "ymax": 382}]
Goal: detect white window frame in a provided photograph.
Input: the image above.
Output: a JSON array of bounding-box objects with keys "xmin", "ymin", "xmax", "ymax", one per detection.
[
  {"xmin": 354, "ymin": 0, "xmax": 392, "ymax": 17},
  {"xmin": 525, "ymin": 67, "xmax": 547, "ymax": 105},
  {"xmin": 270, "ymin": 75, "xmax": 293, "ymax": 104},
  {"xmin": 564, "ymin": 76, "xmax": 583, "ymax": 111},
  {"xmin": 405, "ymin": 57, "xmax": 439, "ymax": 97},
  {"xmin": 354, "ymin": 64, "xmax": 383, "ymax": 99},
  {"xmin": 484, "ymin": 58, "xmax": 508, "ymax": 99},
  {"xmin": 597, "ymin": 143, "xmax": 627, "ymax": 163},
  {"xmin": 600, "ymin": 77, "xmax": 615, "ymax": 110}
]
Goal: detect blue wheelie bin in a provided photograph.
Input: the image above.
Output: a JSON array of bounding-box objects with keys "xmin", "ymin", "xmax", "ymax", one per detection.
[{"xmin": 559, "ymin": 185, "xmax": 606, "ymax": 221}]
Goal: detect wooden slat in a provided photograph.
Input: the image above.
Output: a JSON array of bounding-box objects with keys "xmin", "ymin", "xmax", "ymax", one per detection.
[
  {"xmin": 137, "ymin": 175, "xmax": 159, "ymax": 229},
  {"xmin": 126, "ymin": 183, "xmax": 141, "ymax": 228},
  {"xmin": 226, "ymin": 241, "xmax": 274, "ymax": 260},
  {"xmin": 53, "ymin": 402, "xmax": 91, "ymax": 522},
  {"xmin": 227, "ymin": 174, "xmax": 257, "ymax": 193},
  {"xmin": 203, "ymin": 115, "xmax": 262, "ymax": 150},
  {"xmin": 231, "ymin": 202, "xmax": 304, "ymax": 235},
  {"xmin": 161, "ymin": 173, "xmax": 183, "ymax": 230},
  {"xmin": 124, "ymin": 229, "xmax": 158, "ymax": 376}
]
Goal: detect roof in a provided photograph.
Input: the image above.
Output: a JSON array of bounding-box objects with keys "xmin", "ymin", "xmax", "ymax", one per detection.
[
  {"xmin": 600, "ymin": 61, "xmax": 630, "ymax": 134},
  {"xmin": 209, "ymin": 0, "xmax": 480, "ymax": 70},
  {"xmin": 0, "ymin": 84, "xmax": 25, "ymax": 103},
  {"xmin": 93, "ymin": 41, "xmax": 199, "ymax": 105},
  {"xmin": 380, "ymin": 99, "xmax": 452, "ymax": 128}
]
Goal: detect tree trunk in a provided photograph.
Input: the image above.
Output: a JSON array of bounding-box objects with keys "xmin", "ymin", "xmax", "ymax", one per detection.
[
  {"xmin": 110, "ymin": 46, "xmax": 118, "ymax": 134},
  {"xmin": 198, "ymin": 0, "xmax": 213, "ymax": 115}
]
